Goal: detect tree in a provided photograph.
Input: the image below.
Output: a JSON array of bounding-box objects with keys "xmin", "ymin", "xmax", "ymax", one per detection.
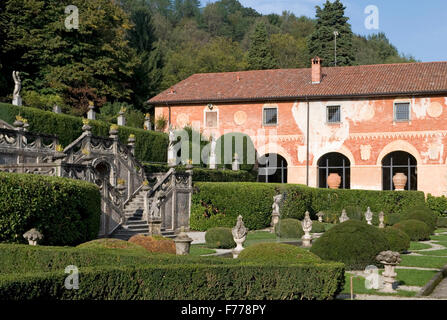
[
  {"xmin": 270, "ymin": 34, "xmax": 309, "ymax": 68},
  {"xmin": 247, "ymin": 22, "xmax": 278, "ymax": 70},
  {"xmin": 307, "ymin": 0, "xmax": 354, "ymax": 67}
]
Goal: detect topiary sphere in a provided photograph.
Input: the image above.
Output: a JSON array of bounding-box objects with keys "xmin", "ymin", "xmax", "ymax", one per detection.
[
  {"xmin": 275, "ymin": 219, "xmax": 304, "ymax": 239},
  {"xmin": 392, "ymin": 219, "xmax": 431, "ymax": 241},
  {"xmin": 401, "ymin": 205, "xmax": 437, "ymax": 234},
  {"xmin": 205, "ymin": 227, "xmax": 236, "ymax": 249},
  {"xmin": 238, "ymin": 243, "xmax": 321, "ymax": 265},
  {"xmin": 380, "ymin": 227, "xmax": 410, "ymax": 253},
  {"xmin": 310, "ymin": 220, "xmax": 389, "ymax": 270},
  {"xmin": 311, "ymin": 221, "xmax": 326, "ymax": 233}
]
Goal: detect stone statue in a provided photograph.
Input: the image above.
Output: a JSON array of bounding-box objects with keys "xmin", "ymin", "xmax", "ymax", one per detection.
[
  {"xmin": 270, "ymin": 194, "xmax": 282, "ymax": 232},
  {"xmin": 301, "ymin": 211, "xmax": 313, "ymax": 247},
  {"xmin": 316, "ymin": 212, "xmax": 325, "ymax": 223},
  {"xmin": 232, "ymin": 215, "xmax": 247, "ymax": 258},
  {"xmin": 12, "ymin": 71, "xmax": 22, "ymax": 106},
  {"xmin": 379, "ymin": 211, "xmax": 385, "ymax": 228},
  {"xmin": 365, "ymin": 207, "xmax": 373, "ymax": 225},
  {"xmin": 167, "ymin": 126, "xmax": 176, "ymax": 166},
  {"xmin": 209, "ymin": 134, "xmax": 217, "ymax": 169},
  {"xmin": 23, "ymin": 228, "xmax": 43, "ymax": 245},
  {"xmin": 149, "ymin": 190, "xmax": 164, "ymax": 219},
  {"xmin": 339, "ymin": 209, "xmax": 349, "ymax": 223},
  {"xmin": 376, "ymin": 251, "xmax": 401, "ymax": 293}
]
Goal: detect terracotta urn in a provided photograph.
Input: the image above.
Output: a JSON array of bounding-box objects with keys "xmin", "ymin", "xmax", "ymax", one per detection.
[
  {"xmin": 327, "ymin": 173, "xmax": 341, "ymax": 189},
  {"xmin": 393, "ymin": 173, "xmax": 407, "ymax": 191}
]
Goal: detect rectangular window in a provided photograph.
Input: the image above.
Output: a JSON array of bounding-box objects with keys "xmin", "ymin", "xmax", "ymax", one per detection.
[
  {"xmin": 205, "ymin": 111, "xmax": 218, "ymax": 127},
  {"xmin": 263, "ymin": 108, "xmax": 278, "ymax": 125},
  {"xmin": 394, "ymin": 103, "xmax": 410, "ymax": 121},
  {"xmin": 327, "ymin": 106, "xmax": 341, "ymax": 123}
]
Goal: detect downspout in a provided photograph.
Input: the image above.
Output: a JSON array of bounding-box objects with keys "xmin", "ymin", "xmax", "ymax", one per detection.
[{"xmin": 306, "ymin": 97, "xmax": 310, "ymax": 187}]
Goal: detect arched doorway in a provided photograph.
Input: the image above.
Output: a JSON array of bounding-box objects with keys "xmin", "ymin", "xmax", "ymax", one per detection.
[
  {"xmin": 93, "ymin": 161, "xmax": 112, "ymax": 186},
  {"xmin": 318, "ymin": 153, "xmax": 351, "ymax": 189},
  {"xmin": 382, "ymin": 151, "xmax": 417, "ymax": 190},
  {"xmin": 258, "ymin": 154, "xmax": 288, "ymax": 183}
]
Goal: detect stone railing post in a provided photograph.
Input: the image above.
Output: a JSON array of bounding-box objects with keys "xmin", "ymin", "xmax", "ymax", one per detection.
[
  {"xmin": 13, "ymin": 118, "xmax": 24, "ymax": 165},
  {"xmin": 117, "ymin": 110, "xmax": 126, "ymax": 126},
  {"xmin": 109, "ymin": 125, "xmax": 119, "ymax": 184},
  {"xmin": 87, "ymin": 103, "xmax": 96, "ymax": 120}
]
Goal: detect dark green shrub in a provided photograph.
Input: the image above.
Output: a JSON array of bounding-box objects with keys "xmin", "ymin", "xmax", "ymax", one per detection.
[
  {"xmin": 380, "ymin": 227, "xmax": 410, "ymax": 253},
  {"xmin": 437, "ymin": 217, "xmax": 447, "ymax": 228},
  {"xmin": 205, "ymin": 227, "xmax": 236, "ymax": 249},
  {"xmin": 393, "ymin": 219, "xmax": 431, "ymax": 241},
  {"xmin": 238, "ymin": 243, "xmax": 321, "ymax": 264},
  {"xmin": 311, "ymin": 221, "xmax": 326, "ymax": 233},
  {"xmin": 401, "ymin": 205, "xmax": 437, "ymax": 234},
  {"xmin": 275, "ymin": 219, "xmax": 304, "ymax": 239},
  {"xmin": 310, "ymin": 220, "xmax": 390, "ymax": 270},
  {"xmin": 386, "ymin": 213, "xmax": 402, "ymax": 226},
  {"xmin": 0, "ymin": 103, "xmax": 168, "ymax": 162},
  {"xmin": 0, "ymin": 172, "xmax": 100, "ymax": 246},
  {"xmin": 427, "ymin": 194, "xmax": 447, "ymax": 217}
]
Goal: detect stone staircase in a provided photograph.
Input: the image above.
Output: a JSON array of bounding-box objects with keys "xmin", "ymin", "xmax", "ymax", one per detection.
[{"xmin": 111, "ymin": 188, "xmax": 175, "ymax": 240}]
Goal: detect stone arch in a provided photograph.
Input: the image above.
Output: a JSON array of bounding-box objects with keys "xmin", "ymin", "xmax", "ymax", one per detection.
[
  {"xmin": 376, "ymin": 140, "xmax": 422, "ymax": 166},
  {"xmin": 91, "ymin": 157, "xmax": 117, "ymax": 185},
  {"xmin": 256, "ymin": 143, "xmax": 293, "ymax": 167},
  {"xmin": 312, "ymin": 145, "xmax": 355, "ymax": 167}
]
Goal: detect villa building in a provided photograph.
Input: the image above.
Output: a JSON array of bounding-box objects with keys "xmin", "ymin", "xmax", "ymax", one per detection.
[{"xmin": 149, "ymin": 58, "xmax": 447, "ymax": 196}]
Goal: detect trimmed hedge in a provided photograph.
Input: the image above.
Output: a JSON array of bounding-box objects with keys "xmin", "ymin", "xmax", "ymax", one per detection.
[
  {"xmin": 393, "ymin": 220, "xmax": 431, "ymax": 241},
  {"xmin": 0, "ymin": 244, "xmax": 345, "ymax": 300},
  {"xmin": 205, "ymin": 227, "xmax": 236, "ymax": 249},
  {"xmin": 311, "ymin": 221, "xmax": 327, "ymax": 233},
  {"xmin": 438, "ymin": 217, "xmax": 447, "ymax": 228},
  {"xmin": 402, "ymin": 205, "xmax": 437, "ymax": 234},
  {"xmin": 0, "ymin": 172, "xmax": 100, "ymax": 246},
  {"xmin": 191, "ymin": 182, "xmax": 427, "ymax": 231},
  {"xmin": 427, "ymin": 194, "xmax": 447, "ymax": 217},
  {"xmin": 275, "ymin": 219, "xmax": 304, "ymax": 239},
  {"xmin": 0, "ymin": 103, "xmax": 168, "ymax": 163},
  {"xmin": 380, "ymin": 227, "xmax": 410, "ymax": 253},
  {"xmin": 238, "ymin": 243, "xmax": 321, "ymax": 264},
  {"xmin": 310, "ymin": 220, "xmax": 390, "ymax": 270}
]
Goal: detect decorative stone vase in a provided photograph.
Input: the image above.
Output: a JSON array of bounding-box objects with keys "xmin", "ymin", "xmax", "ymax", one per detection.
[
  {"xmin": 232, "ymin": 215, "xmax": 247, "ymax": 258},
  {"xmin": 393, "ymin": 173, "xmax": 407, "ymax": 191},
  {"xmin": 174, "ymin": 227, "xmax": 193, "ymax": 255},
  {"xmin": 376, "ymin": 251, "xmax": 401, "ymax": 293},
  {"xmin": 327, "ymin": 173, "xmax": 341, "ymax": 189},
  {"xmin": 23, "ymin": 228, "xmax": 43, "ymax": 246}
]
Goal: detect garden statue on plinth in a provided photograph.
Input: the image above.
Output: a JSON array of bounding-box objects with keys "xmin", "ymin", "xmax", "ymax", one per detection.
[
  {"xmin": 174, "ymin": 226, "xmax": 193, "ymax": 255},
  {"xmin": 339, "ymin": 209, "xmax": 350, "ymax": 223},
  {"xmin": 144, "ymin": 113, "xmax": 152, "ymax": 130},
  {"xmin": 365, "ymin": 207, "xmax": 373, "ymax": 225},
  {"xmin": 232, "ymin": 153, "xmax": 240, "ymax": 171},
  {"xmin": 12, "ymin": 71, "xmax": 22, "ymax": 106},
  {"xmin": 148, "ymin": 190, "xmax": 165, "ymax": 235},
  {"xmin": 167, "ymin": 126, "xmax": 176, "ymax": 167},
  {"xmin": 317, "ymin": 211, "xmax": 324, "ymax": 222},
  {"xmin": 23, "ymin": 228, "xmax": 43, "ymax": 245},
  {"xmin": 379, "ymin": 211, "xmax": 385, "ymax": 228},
  {"xmin": 376, "ymin": 251, "xmax": 401, "ymax": 293},
  {"xmin": 270, "ymin": 194, "xmax": 282, "ymax": 233},
  {"xmin": 232, "ymin": 215, "xmax": 247, "ymax": 258},
  {"xmin": 301, "ymin": 211, "xmax": 313, "ymax": 247},
  {"xmin": 209, "ymin": 134, "xmax": 217, "ymax": 169}
]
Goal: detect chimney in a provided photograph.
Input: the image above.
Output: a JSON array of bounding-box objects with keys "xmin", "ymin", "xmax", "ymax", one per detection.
[{"xmin": 311, "ymin": 56, "xmax": 322, "ymax": 84}]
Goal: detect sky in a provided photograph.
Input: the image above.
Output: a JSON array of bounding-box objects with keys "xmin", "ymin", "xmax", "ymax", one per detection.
[{"xmin": 200, "ymin": 0, "xmax": 447, "ymax": 62}]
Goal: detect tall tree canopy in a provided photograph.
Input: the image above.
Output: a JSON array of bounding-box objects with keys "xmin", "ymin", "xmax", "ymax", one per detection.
[
  {"xmin": 247, "ymin": 22, "xmax": 278, "ymax": 70},
  {"xmin": 307, "ymin": 0, "xmax": 354, "ymax": 67}
]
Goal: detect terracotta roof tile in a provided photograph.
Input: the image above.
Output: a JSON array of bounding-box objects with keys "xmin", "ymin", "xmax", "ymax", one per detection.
[{"xmin": 148, "ymin": 61, "xmax": 447, "ymax": 104}]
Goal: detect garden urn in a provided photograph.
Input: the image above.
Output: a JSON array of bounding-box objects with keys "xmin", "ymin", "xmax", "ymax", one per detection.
[
  {"xmin": 376, "ymin": 251, "xmax": 401, "ymax": 293},
  {"xmin": 327, "ymin": 173, "xmax": 341, "ymax": 189},
  {"xmin": 174, "ymin": 227, "xmax": 193, "ymax": 255},
  {"xmin": 392, "ymin": 173, "xmax": 407, "ymax": 191},
  {"xmin": 232, "ymin": 215, "xmax": 247, "ymax": 258},
  {"xmin": 23, "ymin": 228, "xmax": 43, "ymax": 246}
]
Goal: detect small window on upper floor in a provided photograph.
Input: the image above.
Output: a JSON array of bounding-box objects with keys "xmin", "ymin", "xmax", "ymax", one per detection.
[
  {"xmin": 394, "ymin": 102, "xmax": 410, "ymax": 122},
  {"xmin": 205, "ymin": 111, "xmax": 218, "ymax": 128},
  {"xmin": 263, "ymin": 108, "xmax": 278, "ymax": 125},
  {"xmin": 327, "ymin": 106, "xmax": 341, "ymax": 123}
]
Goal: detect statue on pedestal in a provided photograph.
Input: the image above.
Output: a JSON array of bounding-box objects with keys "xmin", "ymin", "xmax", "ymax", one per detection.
[{"xmin": 12, "ymin": 71, "xmax": 22, "ymax": 106}]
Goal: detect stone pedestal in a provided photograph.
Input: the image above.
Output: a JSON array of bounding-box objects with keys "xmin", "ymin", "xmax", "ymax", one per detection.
[
  {"xmin": 174, "ymin": 228, "xmax": 193, "ymax": 255},
  {"xmin": 381, "ymin": 264, "xmax": 398, "ymax": 293},
  {"xmin": 232, "ymin": 236, "xmax": 246, "ymax": 258},
  {"xmin": 87, "ymin": 105, "xmax": 96, "ymax": 120},
  {"xmin": 167, "ymin": 147, "xmax": 176, "ymax": 167},
  {"xmin": 232, "ymin": 154, "xmax": 240, "ymax": 171},
  {"xmin": 144, "ymin": 114, "xmax": 152, "ymax": 130},
  {"xmin": 117, "ymin": 111, "xmax": 126, "ymax": 126},
  {"xmin": 209, "ymin": 155, "xmax": 216, "ymax": 169},
  {"xmin": 12, "ymin": 96, "xmax": 22, "ymax": 106},
  {"xmin": 317, "ymin": 212, "xmax": 324, "ymax": 223},
  {"xmin": 148, "ymin": 218, "xmax": 162, "ymax": 236},
  {"xmin": 301, "ymin": 234, "xmax": 312, "ymax": 248}
]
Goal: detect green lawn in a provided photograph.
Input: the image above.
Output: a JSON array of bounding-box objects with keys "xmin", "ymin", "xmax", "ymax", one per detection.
[
  {"xmin": 433, "ymin": 241, "xmax": 447, "ymax": 247},
  {"xmin": 435, "ymin": 228, "xmax": 447, "ymax": 234},
  {"xmin": 190, "ymin": 245, "xmax": 216, "ymax": 256},
  {"xmin": 244, "ymin": 231, "xmax": 301, "ymax": 247},
  {"xmin": 409, "ymin": 242, "xmax": 432, "ymax": 250},
  {"xmin": 429, "ymin": 235, "xmax": 447, "ymax": 241},
  {"xmin": 342, "ymin": 273, "xmax": 416, "ymax": 297},
  {"xmin": 415, "ymin": 249, "xmax": 447, "ymax": 256},
  {"xmin": 393, "ymin": 269, "xmax": 438, "ymax": 286},
  {"xmin": 400, "ymin": 255, "xmax": 447, "ymax": 269}
]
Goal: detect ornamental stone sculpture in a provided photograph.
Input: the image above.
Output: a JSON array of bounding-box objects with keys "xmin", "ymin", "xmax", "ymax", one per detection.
[
  {"xmin": 23, "ymin": 228, "xmax": 43, "ymax": 245},
  {"xmin": 12, "ymin": 71, "xmax": 22, "ymax": 106},
  {"xmin": 232, "ymin": 215, "xmax": 247, "ymax": 258},
  {"xmin": 301, "ymin": 211, "xmax": 313, "ymax": 247},
  {"xmin": 376, "ymin": 251, "xmax": 401, "ymax": 293},
  {"xmin": 316, "ymin": 211, "xmax": 325, "ymax": 223},
  {"xmin": 174, "ymin": 226, "xmax": 193, "ymax": 255},
  {"xmin": 167, "ymin": 126, "xmax": 176, "ymax": 166},
  {"xmin": 339, "ymin": 209, "xmax": 349, "ymax": 223},
  {"xmin": 365, "ymin": 207, "xmax": 373, "ymax": 225},
  {"xmin": 379, "ymin": 211, "xmax": 385, "ymax": 228},
  {"xmin": 232, "ymin": 153, "xmax": 240, "ymax": 171},
  {"xmin": 270, "ymin": 194, "xmax": 282, "ymax": 232},
  {"xmin": 209, "ymin": 134, "xmax": 217, "ymax": 169}
]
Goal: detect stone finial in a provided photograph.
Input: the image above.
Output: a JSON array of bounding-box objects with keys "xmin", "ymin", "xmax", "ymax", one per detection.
[
  {"xmin": 117, "ymin": 108, "xmax": 126, "ymax": 126},
  {"xmin": 301, "ymin": 211, "xmax": 313, "ymax": 247},
  {"xmin": 87, "ymin": 103, "xmax": 96, "ymax": 120},
  {"xmin": 339, "ymin": 209, "xmax": 349, "ymax": 223},
  {"xmin": 232, "ymin": 215, "xmax": 247, "ymax": 258},
  {"xmin": 365, "ymin": 207, "xmax": 373, "ymax": 225},
  {"xmin": 23, "ymin": 228, "xmax": 43, "ymax": 245},
  {"xmin": 379, "ymin": 211, "xmax": 385, "ymax": 228},
  {"xmin": 376, "ymin": 251, "xmax": 401, "ymax": 293},
  {"xmin": 316, "ymin": 211, "xmax": 325, "ymax": 222}
]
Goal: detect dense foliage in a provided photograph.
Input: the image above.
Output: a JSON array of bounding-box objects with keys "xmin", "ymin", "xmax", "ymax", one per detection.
[
  {"xmin": 238, "ymin": 243, "xmax": 321, "ymax": 264},
  {"xmin": 205, "ymin": 227, "xmax": 236, "ymax": 249},
  {"xmin": 426, "ymin": 194, "xmax": 447, "ymax": 217},
  {"xmin": 392, "ymin": 220, "xmax": 431, "ymax": 241},
  {"xmin": 310, "ymin": 220, "xmax": 390, "ymax": 270},
  {"xmin": 380, "ymin": 227, "xmax": 410, "ymax": 253},
  {"xmin": 275, "ymin": 219, "xmax": 304, "ymax": 239},
  {"xmin": 191, "ymin": 182, "xmax": 427, "ymax": 231},
  {"xmin": 0, "ymin": 172, "xmax": 101, "ymax": 246},
  {"xmin": 0, "ymin": 0, "xmax": 415, "ymax": 114},
  {"xmin": 0, "ymin": 244, "xmax": 345, "ymax": 300}
]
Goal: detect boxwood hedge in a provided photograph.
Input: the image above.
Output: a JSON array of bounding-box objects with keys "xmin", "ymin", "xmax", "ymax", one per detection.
[
  {"xmin": 191, "ymin": 182, "xmax": 427, "ymax": 231},
  {"xmin": 0, "ymin": 244, "xmax": 345, "ymax": 300},
  {"xmin": 0, "ymin": 103, "xmax": 167, "ymax": 163},
  {"xmin": 0, "ymin": 172, "xmax": 101, "ymax": 246}
]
